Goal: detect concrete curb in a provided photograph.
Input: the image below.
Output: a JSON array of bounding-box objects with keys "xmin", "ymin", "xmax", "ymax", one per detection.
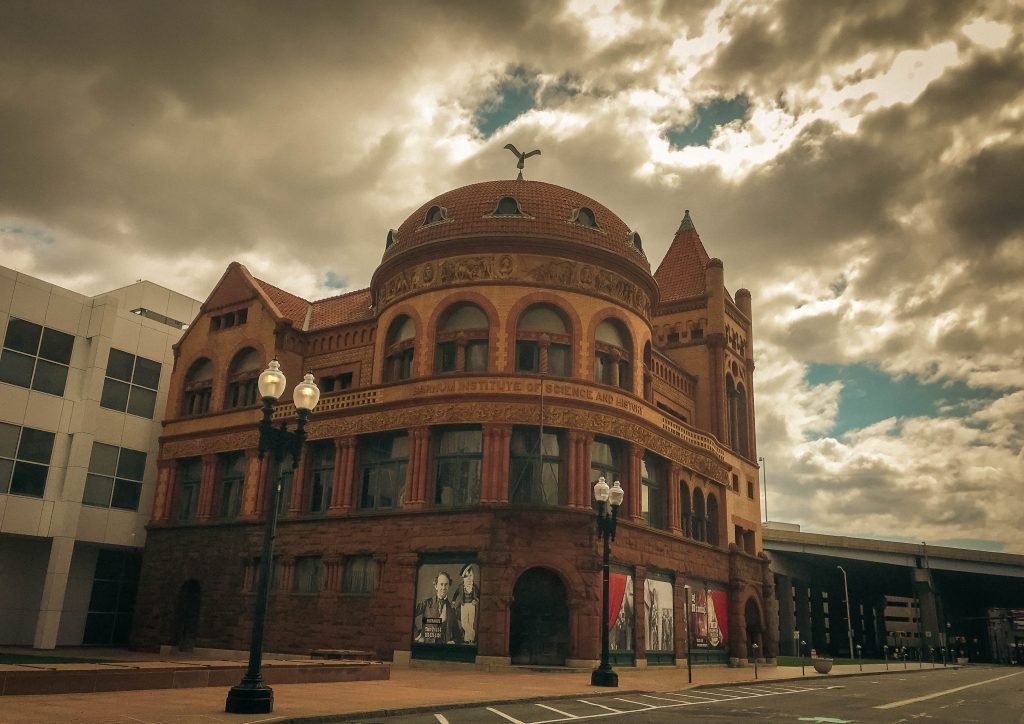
[{"xmin": 274, "ymin": 666, "xmax": 962, "ymax": 723}]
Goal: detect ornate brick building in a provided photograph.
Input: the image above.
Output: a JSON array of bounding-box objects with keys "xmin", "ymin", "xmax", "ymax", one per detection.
[{"xmin": 133, "ymin": 179, "xmax": 775, "ymax": 668}]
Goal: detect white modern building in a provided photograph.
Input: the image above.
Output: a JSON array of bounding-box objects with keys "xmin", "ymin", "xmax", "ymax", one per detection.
[{"xmin": 0, "ymin": 265, "xmax": 200, "ymax": 648}]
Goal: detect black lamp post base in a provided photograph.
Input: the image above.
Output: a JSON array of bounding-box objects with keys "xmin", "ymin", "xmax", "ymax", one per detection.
[
  {"xmin": 225, "ymin": 684, "xmax": 274, "ymax": 714},
  {"xmin": 591, "ymin": 667, "xmax": 618, "ymax": 687}
]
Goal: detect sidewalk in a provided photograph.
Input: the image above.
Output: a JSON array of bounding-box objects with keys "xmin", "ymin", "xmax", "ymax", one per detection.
[{"xmin": 0, "ymin": 658, "xmax": 954, "ymax": 724}]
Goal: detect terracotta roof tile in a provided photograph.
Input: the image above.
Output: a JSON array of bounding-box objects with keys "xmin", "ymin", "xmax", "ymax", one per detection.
[
  {"xmin": 255, "ymin": 278, "xmax": 310, "ymax": 327},
  {"xmin": 309, "ymin": 288, "xmax": 373, "ymax": 330},
  {"xmin": 654, "ymin": 210, "xmax": 711, "ymax": 302},
  {"xmin": 387, "ymin": 180, "xmax": 650, "ymax": 272}
]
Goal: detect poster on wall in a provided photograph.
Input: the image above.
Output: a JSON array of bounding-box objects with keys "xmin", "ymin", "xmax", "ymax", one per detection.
[
  {"xmin": 412, "ymin": 560, "xmax": 480, "ymax": 647},
  {"xmin": 608, "ymin": 569, "xmax": 635, "ymax": 652},
  {"xmin": 691, "ymin": 585, "xmax": 729, "ymax": 655},
  {"xmin": 645, "ymin": 576, "xmax": 675, "ymax": 653}
]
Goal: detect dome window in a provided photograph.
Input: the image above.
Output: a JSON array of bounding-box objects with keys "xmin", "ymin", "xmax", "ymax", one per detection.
[
  {"xmin": 422, "ymin": 205, "xmax": 449, "ymax": 226},
  {"xmin": 570, "ymin": 206, "xmax": 599, "ymax": 228},
  {"xmin": 632, "ymin": 232, "xmax": 643, "ymax": 251},
  {"xmin": 385, "ymin": 229, "xmax": 397, "ymax": 248},
  {"xmin": 493, "ymin": 196, "xmax": 523, "ymax": 216}
]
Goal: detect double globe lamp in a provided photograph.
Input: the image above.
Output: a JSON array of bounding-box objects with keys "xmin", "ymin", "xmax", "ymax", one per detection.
[
  {"xmin": 226, "ymin": 359, "xmax": 320, "ymax": 714},
  {"xmin": 592, "ymin": 475, "xmax": 625, "ymax": 687}
]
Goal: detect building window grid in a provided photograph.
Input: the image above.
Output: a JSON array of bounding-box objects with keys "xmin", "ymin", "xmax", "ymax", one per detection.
[
  {"xmin": 509, "ymin": 428, "xmax": 563, "ymax": 505},
  {"xmin": 434, "ymin": 428, "xmax": 483, "ymax": 507},
  {"xmin": 359, "ymin": 433, "xmax": 409, "ymax": 510},
  {"xmin": 308, "ymin": 441, "xmax": 335, "ymax": 513},
  {"xmin": 83, "ymin": 442, "xmax": 147, "ymax": 511},
  {"xmin": 176, "ymin": 458, "xmax": 202, "ymax": 521},
  {"xmin": 293, "ymin": 556, "xmax": 324, "ymax": 594},
  {"xmin": 0, "ymin": 421, "xmax": 55, "ymax": 498},
  {"xmin": 0, "ymin": 318, "xmax": 74, "ymax": 396},
  {"xmin": 343, "ymin": 555, "xmax": 377, "ymax": 594},
  {"xmin": 218, "ymin": 452, "xmax": 245, "ymax": 519},
  {"xmin": 100, "ymin": 349, "xmax": 162, "ymax": 419}
]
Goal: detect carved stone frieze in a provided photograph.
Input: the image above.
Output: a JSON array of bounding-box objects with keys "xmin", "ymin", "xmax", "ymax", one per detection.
[{"xmin": 376, "ymin": 253, "xmax": 650, "ymax": 315}]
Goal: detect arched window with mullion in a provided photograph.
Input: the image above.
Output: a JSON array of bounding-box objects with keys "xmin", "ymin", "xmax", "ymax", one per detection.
[
  {"xmin": 692, "ymin": 489, "xmax": 706, "ymax": 542},
  {"xmin": 594, "ymin": 319, "xmax": 632, "ymax": 391},
  {"xmin": 641, "ymin": 452, "xmax": 665, "ymax": 528},
  {"xmin": 515, "ymin": 305, "xmax": 571, "ymax": 377},
  {"xmin": 680, "ymin": 481, "xmax": 692, "ymax": 537},
  {"xmin": 383, "ymin": 316, "xmax": 416, "ymax": 382},
  {"xmin": 707, "ymin": 493, "xmax": 720, "ymax": 546},
  {"xmin": 435, "ymin": 303, "xmax": 489, "ymax": 374},
  {"xmin": 182, "ymin": 358, "xmax": 213, "ymax": 417},
  {"xmin": 589, "ymin": 436, "xmax": 622, "ymax": 487},
  {"xmin": 359, "ymin": 432, "xmax": 409, "ymax": 510},
  {"xmin": 224, "ymin": 348, "xmax": 261, "ymax": 409}
]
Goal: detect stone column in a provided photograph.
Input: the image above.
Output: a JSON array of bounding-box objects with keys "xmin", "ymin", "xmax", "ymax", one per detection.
[
  {"xmin": 667, "ymin": 465, "xmax": 682, "ymax": 535},
  {"xmin": 402, "ymin": 427, "xmax": 430, "ymax": 508},
  {"xmin": 196, "ymin": 454, "xmax": 219, "ymax": 520},
  {"xmin": 775, "ymin": 574, "xmax": 796, "ymax": 656},
  {"xmin": 794, "ymin": 580, "xmax": 811, "ymax": 656},
  {"xmin": 32, "ymin": 537, "xmax": 76, "ymax": 649},
  {"xmin": 152, "ymin": 460, "xmax": 177, "ymax": 523},
  {"xmin": 329, "ymin": 436, "xmax": 356, "ymax": 514},
  {"xmin": 627, "ymin": 443, "xmax": 643, "ymax": 522},
  {"xmin": 287, "ymin": 449, "xmax": 309, "ymax": 514},
  {"xmin": 486, "ymin": 424, "xmax": 512, "ymax": 503},
  {"xmin": 240, "ymin": 448, "xmax": 263, "ymax": 519},
  {"xmin": 810, "ymin": 583, "xmax": 827, "ymax": 655}
]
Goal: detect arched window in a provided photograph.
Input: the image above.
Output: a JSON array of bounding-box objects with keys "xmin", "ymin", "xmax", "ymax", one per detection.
[
  {"xmin": 509, "ymin": 427, "xmax": 563, "ymax": 505},
  {"xmin": 692, "ymin": 489, "xmax": 706, "ymax": 542},
  {"xmin": 737, "ymin": 383, "xmax": 749, "ymax": 458},
  {"xmin": 707, "ymin": 493, "xmax": 719, "ymax": 547},
  {"xmin": 726, "ymin": 374, "xmax": 740, "ymax": 452},
  {"xmin": 595, "ymin": 318, "xmax": 632, "ymax": 391},
  {"xmin": 423, "ymin": 205, "xmax": 448, "ymax": 225},
  {"xmin": 435, "ymin": 303, "xmax": 488, "ymax": 374},
  {"xmin": 680, "ymin": 481, "xmax": 692, "ymax": 537},
  {"xmin": 383, "ymin": 316, "xmax": 415, "ymax": 382},
  {"xmin": 224, "ymin": 348, "xmax": 261, "ymax": 409},
  {"xmin": 493, "ymin": 196, "xmax": 522, "ymax": 215},
  {"xmin": 515, "ymin": 305, "xmax": 571, "ymax": 377},
  {"xmin": 183, "ymin": 358, "xmax": 213, "ymax": 417},
  {"xmin": 570, "ymin": 206, "xmax": 598, "ymax": 228}
]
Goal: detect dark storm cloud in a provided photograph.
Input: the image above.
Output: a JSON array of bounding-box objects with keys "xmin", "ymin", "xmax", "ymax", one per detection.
[{"xmin": 705, "ymin": 0, "xmax": 978, "ymax": 93}]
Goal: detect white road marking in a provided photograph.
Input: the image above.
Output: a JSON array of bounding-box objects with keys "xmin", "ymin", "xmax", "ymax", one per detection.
[
  {"xmin": 612, "ymin": 697, "xmax": 654, "ymax": 708},
  {"xmin": 536, "ymin": 703, "xmax": 578, "ymax": 718},
  {"xmin": 637, "ymin": 694, "xmax": 692, "ymax": 703},
  {"xmin": 486, "ymin": 706, "xmax": 526, "ymax": 723},
  {"xmin": 577, "ymin": 699, "xmax": 624, "ymax": 712},
  {"xmin": 433, "ymin": 715, "xmax": 451, "ymax": 724},
  {"xmin": 875, "ymin": 670, "xmax": 1024, "ymax": 709}
]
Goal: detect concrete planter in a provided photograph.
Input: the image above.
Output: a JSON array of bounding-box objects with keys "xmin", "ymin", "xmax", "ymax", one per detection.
[{"xmin": 812, "ymin": 658, "xmax": 833, "ymax": 674}]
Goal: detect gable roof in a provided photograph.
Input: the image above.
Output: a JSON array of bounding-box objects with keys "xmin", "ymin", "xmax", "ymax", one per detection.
[
  {"xmin": 653, "ymin": 210, "xmax": 711, "ymax": 302},
  {"xmin": 309, "ymin": 288, "xmax": 373, "ymax": 330}
]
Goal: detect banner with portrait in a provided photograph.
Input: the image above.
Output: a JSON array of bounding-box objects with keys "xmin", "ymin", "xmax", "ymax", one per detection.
[
  {"xmin": 411, "ymin": 558, "xmax": 479, "ymax": 659},
  {"xmin": 608, "ymin": 568, "xmax": 635, "ymax": 653},
  {"xmin": 645, "ymin": 574, "xmax": 675, "ymax": 654},
  {"xmin": 690, "ymin": 583, "xmax": 729, "ymax": 660}
]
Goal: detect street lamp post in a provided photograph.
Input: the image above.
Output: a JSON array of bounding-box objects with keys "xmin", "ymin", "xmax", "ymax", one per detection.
[
  {"xmin": 592, "ymin": 477, "xmax": 625, "ymax": 687},
  {"xmin": 836, "ymin": 565, "xmax": 854, "ymax": 660},
  {"xmin": 225, "ymin": 359, "xmax": 320, "ymax": 714},
  {"xmin": 683, "ymin": 585, "xmax": 693, "ymax": 683}
]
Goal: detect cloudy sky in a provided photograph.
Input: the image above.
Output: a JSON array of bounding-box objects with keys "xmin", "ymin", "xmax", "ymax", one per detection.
[{"xmin": 2, "ymin": 1, "xmax": 1022, "ymax": 552}]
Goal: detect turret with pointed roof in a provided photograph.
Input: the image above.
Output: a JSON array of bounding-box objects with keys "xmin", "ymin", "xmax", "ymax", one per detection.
[{"xmin": 654, "ymin": 210, "xmax": 711, "ymax": 303}]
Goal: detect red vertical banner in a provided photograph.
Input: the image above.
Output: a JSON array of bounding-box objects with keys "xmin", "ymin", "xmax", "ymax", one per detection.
[{"xmin": 607, "ymin": 571, "xmax": 634, "ymax": 652}]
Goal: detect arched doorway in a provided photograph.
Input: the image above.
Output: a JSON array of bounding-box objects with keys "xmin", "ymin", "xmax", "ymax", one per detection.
[
  {"xmin": 509, "ymin": 568, "xmax": 569, "ymax": 666},
  {"xmin": 175, "ymin": 579, "xmax": 201, "ymax": 652},
  {"xmin": 745, "ymin": 597, "xmax": 763, "ymax": 660}
]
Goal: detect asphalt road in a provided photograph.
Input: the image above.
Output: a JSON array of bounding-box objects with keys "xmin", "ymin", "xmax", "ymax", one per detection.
[{"xmin": 355, "ymin": 666, "xmax": 1024, "ymax": 724}]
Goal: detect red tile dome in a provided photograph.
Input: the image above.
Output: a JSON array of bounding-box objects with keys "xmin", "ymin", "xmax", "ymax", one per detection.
[{"xmin": 387, "ymin": 180, "xmax": 649, "ymax": 272}]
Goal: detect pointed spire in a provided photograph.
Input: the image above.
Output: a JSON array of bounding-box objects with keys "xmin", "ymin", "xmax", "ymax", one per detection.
[
  {"xmin": 654, "ymin": 208, "xmax": 712, "ymax": 303},
  {"xmin": 676, "ymin": 209, "xmax": 695, "ymax": 234}
]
